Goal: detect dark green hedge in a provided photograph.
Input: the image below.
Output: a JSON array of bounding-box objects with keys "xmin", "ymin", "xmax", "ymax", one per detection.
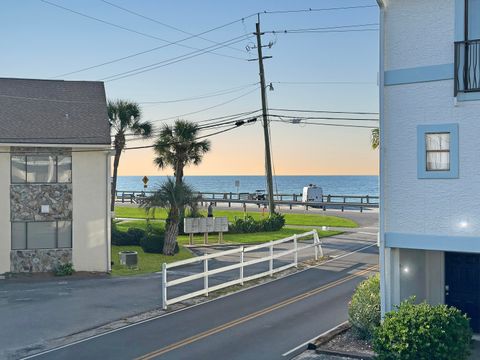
[{"xmin": 230, "ymin": 213, "xmax": 285, "ymax": 233}]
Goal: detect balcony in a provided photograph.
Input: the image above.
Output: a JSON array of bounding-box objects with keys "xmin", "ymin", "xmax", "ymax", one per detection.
[{"xmin": 455, "ymin": 39, "xmax": 480, "ymax": 96}]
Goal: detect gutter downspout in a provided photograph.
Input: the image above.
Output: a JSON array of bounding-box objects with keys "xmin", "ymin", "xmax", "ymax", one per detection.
[
  {"xmin": 106, "ymin": 150, "xmax": 113, "ymax": 273},
  {"xmin": 377, "ymin": 0, "xmax": 387, "ymax": 318}
]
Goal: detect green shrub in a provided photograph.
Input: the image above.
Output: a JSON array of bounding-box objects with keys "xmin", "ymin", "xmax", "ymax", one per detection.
[
  {"xmin": 111, "ymin": 222, "xmax": 146, "ymax": 246},
  {"xmin": 230, "ymin": 213, "xmax": 285, "ymax": 233},
  {"xmin": 373, "ymin": 299, "xmax": 472, "ymax": 360},
  {"xmin": 348, "ymin": 274, "xmax": 380, "ymax": 339},
  {"xmin": 54, "ymin": 263, "xmax": 75, "ymax": 276},
  {"xmin": 139, "ymin": 234, "xmax": 178, "ymax": 254}
]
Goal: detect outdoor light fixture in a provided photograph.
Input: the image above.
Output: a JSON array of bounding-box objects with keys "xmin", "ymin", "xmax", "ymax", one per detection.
[
  {"xmin": 400, "ymin": 264, "xmax": 410, "ymax": 274},
  {"xmin": 459, "ymin": 221, "xmax": 469, "ymax": 229}
]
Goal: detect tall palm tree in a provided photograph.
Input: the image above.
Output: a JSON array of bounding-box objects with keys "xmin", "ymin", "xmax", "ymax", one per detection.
[
  {"xmin": 108, "ymin": 100, "xmax": 153, "ymax": 211},
  {"xmin": 142, "ymin": 178, "xmax": 197, "ymax": 255},
  {"xmin": 371, "ymin": 128, "xmax": 380, "ymax": 150},
  {"xmin": 153, "ymin": 120, "xmax": 211, "ymax": 185}
]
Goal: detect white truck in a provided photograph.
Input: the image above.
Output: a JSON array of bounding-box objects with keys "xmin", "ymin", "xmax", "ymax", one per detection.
[{"xmin": 302, "ymin": 184, "xmax": 323, "ymax": 204}]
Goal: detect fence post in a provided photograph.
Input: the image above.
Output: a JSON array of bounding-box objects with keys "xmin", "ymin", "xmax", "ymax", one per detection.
[
  {"xmin": 162, "ymin": 263, "xmax": 167, "ymax": 310},
  {"xmin": 294, "ymin": 234, "xmax": 298, "ymax": 268},
  {"xmin": 314, "ymin": 231, "xmax": 318, "ymax": 261},
  {"xmin": 204, "ymin": 258, "xmax": 209, "ymax": 296},
  {"xmin": 269, "ymin": 243, "xmax": 274, "ymax": 276},
  {"xmin": 314, "ymin": 230, "xmax": 324, "ymax": 258},
  {"xmin": 240, "ymin": 247, "xmax": 244, "ymax": 285}
]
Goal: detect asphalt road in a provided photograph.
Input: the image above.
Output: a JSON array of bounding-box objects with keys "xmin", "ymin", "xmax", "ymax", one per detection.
[{"xmin": 26, "ymin": 245, "xmax": 378, "ymax": 360}]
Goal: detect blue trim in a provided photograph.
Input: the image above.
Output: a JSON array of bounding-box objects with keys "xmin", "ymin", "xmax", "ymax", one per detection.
[
  {"xmin": 455, "ymin": 0, "xmax": 465, "ymax": 42},
  {"xmin": 384, "ymin": 64, "xmax": 454, "ymax": 86},
  {"xmin": 417, "ymin": 124, "xmax": 459, "ymax": 179},
  {"xmin": 385, "ymin": 232, "xmax": 480, "ymax": 253},
  {"xmin": 457, "ymin": 91, "xmax": 480, "ymax": 101}
]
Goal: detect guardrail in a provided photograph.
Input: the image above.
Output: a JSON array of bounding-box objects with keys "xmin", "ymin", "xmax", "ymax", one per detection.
[
  {"xmin": 161, "ymin": 230, "xmax": 323, "ymax": 310},
  {"xmin": 115, "ymin": 190, "xmax": 378, "ymax": 211}
]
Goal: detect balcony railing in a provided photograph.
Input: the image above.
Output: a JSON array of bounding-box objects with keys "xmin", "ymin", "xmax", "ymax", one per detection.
[{"xmin": 455, "ymin": 39, "xmax": 480, "ymax": 96}]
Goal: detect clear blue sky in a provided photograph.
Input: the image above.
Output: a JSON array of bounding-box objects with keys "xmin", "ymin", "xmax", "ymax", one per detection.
[{"xmin": 1, "ymin": 0, "xmax": 380, "ymax": 175}]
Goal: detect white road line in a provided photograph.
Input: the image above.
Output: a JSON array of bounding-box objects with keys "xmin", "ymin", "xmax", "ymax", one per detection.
[
  {"xmin": 20, "ymin": 243, "xmax": 377, "ymax": 359},
  {"xmin": 282, "ymin": 321, "xmax": 349, "ymax": 357}
]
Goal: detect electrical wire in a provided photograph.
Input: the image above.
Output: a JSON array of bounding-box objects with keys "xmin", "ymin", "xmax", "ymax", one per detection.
[
  {"xmin": 270, "ymin": 119, "xmax": 377, "ymax": 129},
  {"xmin": 269, "ymin": 108, "xmax": 379, "ymax": 115},
  {"xmin": 102, "ymin": 34, "xmax": 254, "ymax": 82},
  {"xmin": 50, "ymin": 13, "xmax": 258, "ymax": 79},
  {"xmin": 139, "ymin": 83, "xmax": 259, "ymax": 104},
  {"xmin": 266, "ymin": 23, "xmax": 379, "ymax": 34},
  {"xmin": 262, "ymin": 5, "xmax": 378, "ymax": 15},
  {"xmin": 100, "ymin": 0, "xmax": 246, "ymax": 54},
  {"xmin": 268, "ymin": 114, "xmax": 379, "ymax": 121},
  {"xmin": 40, "ymin": 0, "xmax": 246, "ymax": 63},
  {"xmin": 149, "ymin": 87, "xmax": 260, "ymax": 123},
  {"xmin": 272, "ymin": 81, "xmax": 377, "ymax": 85}
]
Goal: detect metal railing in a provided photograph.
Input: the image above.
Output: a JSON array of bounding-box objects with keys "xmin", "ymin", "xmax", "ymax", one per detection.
[
  {"xmin": 161, "ymin": 230, "xmax": 323, "ymax": 310},
  {"xmin": 115, "ymin": 190, "xmax": 379, "ymax": 211},
  {"xmin": 455, "ymin": 39, "xmax": 480, "ymax": 95}
]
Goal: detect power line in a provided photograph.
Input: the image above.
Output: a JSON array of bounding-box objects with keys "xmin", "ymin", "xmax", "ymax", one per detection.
[
  {"xmin": 267, "ymin": 23, "xmax": 379, "ymax": 34},
  {"xmin": 139, "ymin": 83, "xmax": 259, "ymax": 104},
  {"xmin": 262, "ymin": 5, "xmax": 378, "ymax": 15},
  {"xmin": 269, "ymin": 108, "xmax": 379, "ymax": 115},
  {"xmin": 100, "ymin": 0, "xmax": 246, "ymax": 54},
  {"xmin": 272, "ymin": 81, "xmax": 377, "ymax": 85},
  {"xmin": 148, "ymin": 87, "xmax": 260, "ymax": 123},
  {"xmin": 50, "ymin": 13, "xmax": 258, "ymax": 79},
  {"xmin": 268, "ymin": 114, "xmax": 379, "ymax": 121},
  {"xmin": 271, "ymin": 119, "xmax": 377, "ymax": 129},
  {"xmin": 102, "ymin": 34, "xmax": 254, "ymax": 82},
  {"xmin": 40, "ymin": 0, "xmax": 245, "ymax": 62},
  {"xmin": 266, "ymin": 28, "xmax": 379, "ymax": 35}
]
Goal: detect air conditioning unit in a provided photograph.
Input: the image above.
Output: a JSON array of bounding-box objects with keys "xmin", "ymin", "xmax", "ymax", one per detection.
[{"xmin": 119, "ymin": 251, "xmax": 138, "ymax": 268}]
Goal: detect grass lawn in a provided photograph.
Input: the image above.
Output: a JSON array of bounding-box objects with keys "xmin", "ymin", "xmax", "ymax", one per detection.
[
  {"xmin": 114, "ymin": 206, "xmax": 357, "ymax": 228},
  {"xmin": 111, "ymin": 245, "xmax": 193, "ymax": 276}
]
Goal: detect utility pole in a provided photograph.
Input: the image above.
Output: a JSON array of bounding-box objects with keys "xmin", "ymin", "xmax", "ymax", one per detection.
[{"xmin": 254, "ymin": 18, "xmax": 275, "ymax": 215}]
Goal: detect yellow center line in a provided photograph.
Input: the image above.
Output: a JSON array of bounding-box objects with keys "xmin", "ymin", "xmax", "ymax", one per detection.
[{"xmin": 135, "ymin": 265, "xmax": 378, "ymax": 360}]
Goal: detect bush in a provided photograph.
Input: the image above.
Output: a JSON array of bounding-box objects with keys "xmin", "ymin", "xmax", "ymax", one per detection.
[
  {"xmin": 139, "ymin": 234, "xmax": 179, "ymax": 254},
  {"xmin": 111, "ymin": 222, "xmax": 146, "ymax": 246},
  {"xmin": 348, "ymin": 274, "xmax": 380, "ymax": 339},
  {"xmin": 54, "ymin": 263, "xmax": 75, "ymax": 276},
  {"xmin": 230, "ymin": 213, "xmax": 285, "ymax": 233},
  {"xmin": 373, "ymin": 299, "xmax": 472, "ymax": 360}
]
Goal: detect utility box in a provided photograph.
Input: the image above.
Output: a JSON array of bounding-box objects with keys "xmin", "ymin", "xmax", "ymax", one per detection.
[
  {"xmin": 119, "ymin": 251, "xmax": 138, "ymax": 267},
  {"xmin": 302, "ymin": 184, "xmax": 323, "ymax": 203}
]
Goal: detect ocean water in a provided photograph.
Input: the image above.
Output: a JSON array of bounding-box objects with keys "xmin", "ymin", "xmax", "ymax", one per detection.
[{"xmin": 117, "ymin": 176, "xmax": 378, "ymax": 196}]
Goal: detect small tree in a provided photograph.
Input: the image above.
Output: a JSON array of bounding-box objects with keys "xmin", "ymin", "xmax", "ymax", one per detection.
[{"xmin": 142, "ymin": 178, "xmax": 198, "ymax": 255}]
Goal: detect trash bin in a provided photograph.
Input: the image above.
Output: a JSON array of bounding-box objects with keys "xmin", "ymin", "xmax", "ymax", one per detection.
[{"xmin": 119, "ymin": 251, "xmax": 138, "ymax": 267}]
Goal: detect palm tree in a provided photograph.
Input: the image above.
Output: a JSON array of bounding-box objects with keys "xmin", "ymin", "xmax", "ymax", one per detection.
[
  {"xmin": 108, "ymin": 100, "xmax": 153, "ymax": 211},
  {"xmin": 142, "ymin": 178, "xmax": 197, "ymax": 255},
  {"xmin": 371, "ymin": 128, "xmax": 379, "ymax": 150},
  {"xmin": 153, "ymin": 120, "xmax": 211, "ymax": 185}
]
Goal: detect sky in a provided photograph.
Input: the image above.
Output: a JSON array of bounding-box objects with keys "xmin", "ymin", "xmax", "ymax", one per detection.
[{"xmin": 1, "ymin": 0, "xmax": 380, "ymax": 176}]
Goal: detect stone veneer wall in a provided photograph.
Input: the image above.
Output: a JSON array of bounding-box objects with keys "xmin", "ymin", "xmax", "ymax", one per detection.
[
  {"xmin": 10, "ymin": 147, "xmax": 73, "ymax": 273},
  {"xmin": 10, "ymin": 184, "xmax": 72, "ymax": 221},
  {"xmin": 10, "ymin": 249, "xmax": 72, "ymax": 273}
]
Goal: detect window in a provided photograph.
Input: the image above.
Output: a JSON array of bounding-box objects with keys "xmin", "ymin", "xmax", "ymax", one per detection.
[
  {"xmin": 11, "ymin": 221, "xmax": 72, "ymax": 250},
  {"xmin": 11, "ymin": 155, "xmax": 72, "ymax": 183},
  {"xmin": 425, "ymin": 133, "xmax": 450, "ymax": 171},
  {"xmin": 417, "ymin": 124, "xmax": 459, "ymax": 179},
  {"xmin": 467, "ymin": 0, "xmax": 480, "ymax": 41}
]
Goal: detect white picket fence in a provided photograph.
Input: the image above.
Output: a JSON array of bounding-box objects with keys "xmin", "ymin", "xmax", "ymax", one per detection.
[{"xmin": 161, "ymin": 230, "xmax": 323, "ymax": 310}]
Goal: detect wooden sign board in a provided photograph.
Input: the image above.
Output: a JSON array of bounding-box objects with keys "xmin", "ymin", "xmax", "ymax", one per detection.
[{"xmin": 184, "ymin": 217, "xmax": 229, "ymax": 234}]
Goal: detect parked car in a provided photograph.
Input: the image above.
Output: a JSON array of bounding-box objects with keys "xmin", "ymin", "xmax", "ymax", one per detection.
[{"xmin": 252, "ymin": 189, "xmax": 266, "ymax": 200}]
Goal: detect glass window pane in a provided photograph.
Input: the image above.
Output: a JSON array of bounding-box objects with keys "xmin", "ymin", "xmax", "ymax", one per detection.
[
  {"xmin": 57, "ymin": 156, "xmax": 72, "ymax": 183},
  {"xmin": 57, "ymin": 221, "xmax": 72, "ymax": 248},
  {"xmin": 468, "ymin": 0, "xmax": 480, "ymax": 40},
  {"xmin": 27, "ymin": 222, "xmax": 56, "ymax": 249},
  {"xmin": 11, "ymin": 156, "xmax": 26, "ymax": 183},
  {"xmin": 425, "ymin": 133, "xmax": 450, "ymax": 151},
  {"xmin": 27, "ymin": 156, "xmax": 56, "ymax": 183},
  {"xmin": 12, "ymin": 222, "xmax": 27, "ymax": 250},
  {"xmin": 427, "ymin": 151, "xmax": 450, "ymax": 171}
]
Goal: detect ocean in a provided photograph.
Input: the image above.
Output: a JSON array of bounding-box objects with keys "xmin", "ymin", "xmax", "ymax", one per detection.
[{"xmin": 117, "ymin": 176, "xmax": 378, "ymax": 196}]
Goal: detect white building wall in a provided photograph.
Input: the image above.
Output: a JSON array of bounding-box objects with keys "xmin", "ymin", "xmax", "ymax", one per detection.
[
  {"xmin": 384, "ymin": 0, "xmax": 454, "ymax": 70},
  {"xmin": 0, "ymin": 147, "xmax": 11, "ymax": 274},
  {"xmin": 384, "ymin": 80, "xmax": 480, "ymax": 237},
  {"xmin": 72, "ymin": 151, "xmax": 110, "ymax": 272}
]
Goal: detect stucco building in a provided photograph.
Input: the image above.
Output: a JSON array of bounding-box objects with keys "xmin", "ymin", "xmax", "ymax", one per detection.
[
  {"xmin": 378, "ymin": 0, "xmax": 480, "ymax": 333},
  {"xmin": 0, "ymin": 78, "xmax": 112, "ymax": 274}
]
